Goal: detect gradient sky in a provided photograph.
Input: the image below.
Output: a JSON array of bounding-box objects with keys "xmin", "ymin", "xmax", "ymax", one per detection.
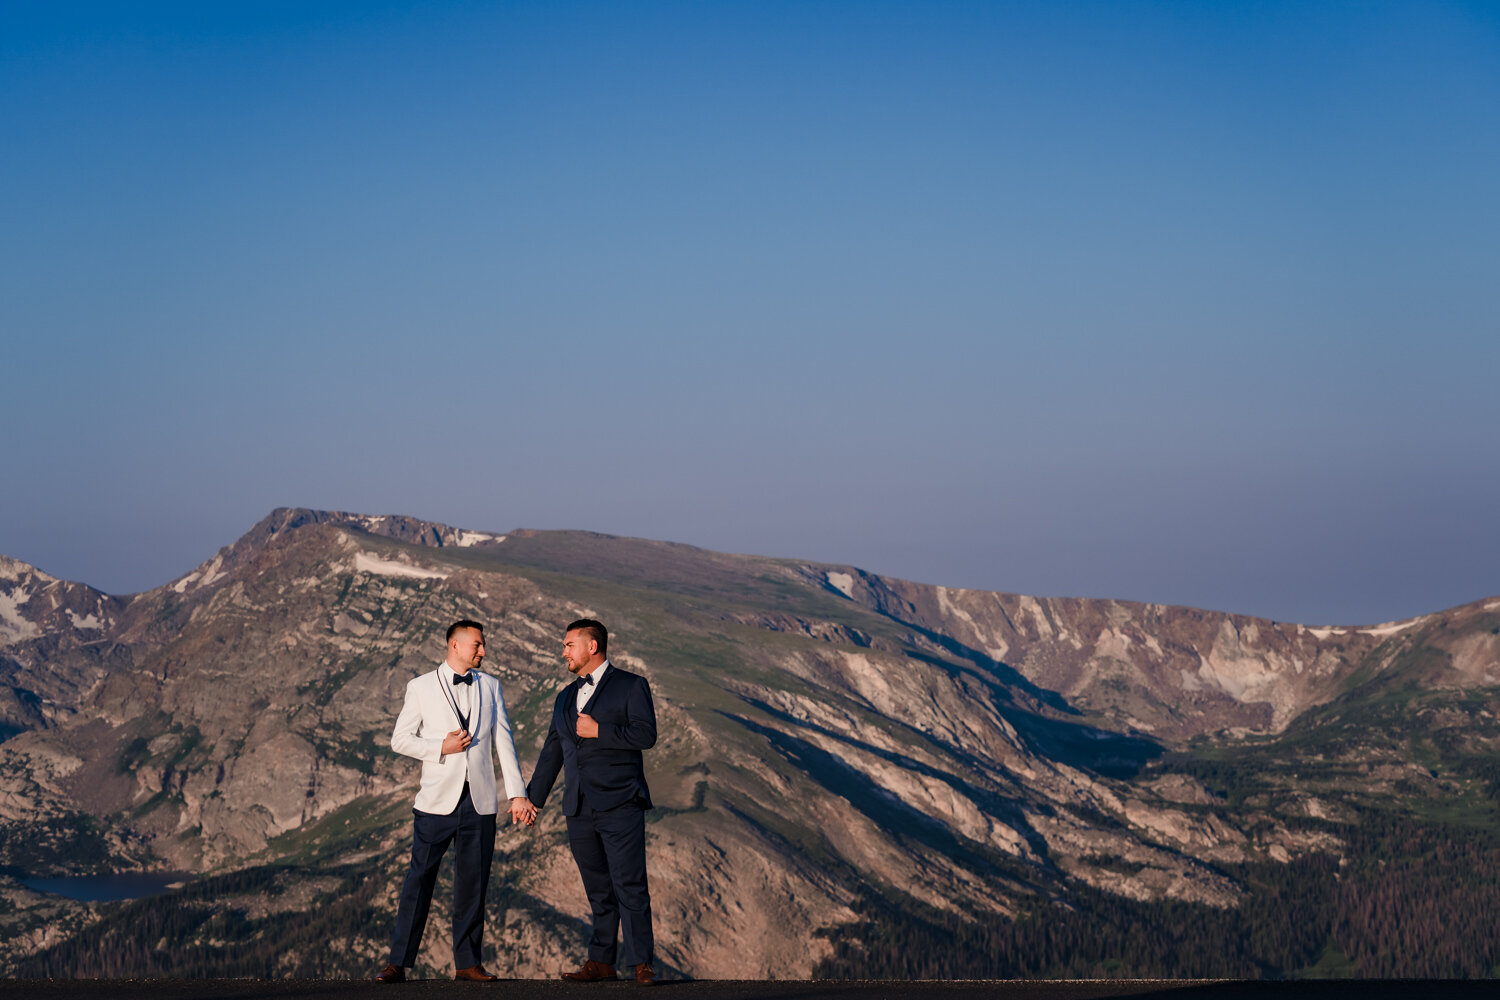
[{"xmin": 3, "ymin": 1, "xmax": 1497, "ymax": 626}]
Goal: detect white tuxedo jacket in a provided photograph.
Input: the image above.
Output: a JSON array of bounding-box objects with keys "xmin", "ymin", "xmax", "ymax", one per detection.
[{"xmin": 391, "ymin": 665, "xmax": 528, "ymax": 815}]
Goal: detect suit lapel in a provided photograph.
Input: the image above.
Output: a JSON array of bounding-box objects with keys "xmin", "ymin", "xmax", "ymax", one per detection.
[
  {"xmin": 436, "ymin": 667, "xmax": 479, "ymax": 733},
  {"xmin": 563, "ymin": 682, "xmax": 582, "ymax": 740},
  {"xmin": 431, "ymin": 669, "xmax": 454, "ymax": 726},
  {"xmin": 471, "ymin": 674, "xmax": 486, "ymax": 738},
  {"xmin": 564, "ymin": 665, "xmax": 611, "ymax": 741},
  {"xmin": 590, "ymin": 663, "xmax": 617, "ymax": 706}
]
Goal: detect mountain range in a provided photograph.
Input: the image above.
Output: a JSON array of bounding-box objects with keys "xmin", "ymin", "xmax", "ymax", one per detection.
[{"xmin": 2, "ymin": 508, "xmax": 1498, "ymax": 979}]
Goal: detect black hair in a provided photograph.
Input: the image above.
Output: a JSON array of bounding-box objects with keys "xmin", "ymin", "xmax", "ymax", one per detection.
[
  {"xmin": 566, "ymin": 618, "xmax": 607, "ymax": 657},
  {"xmin": 447, "ymin": 619, "xmax": 485, "ymax": 642}
]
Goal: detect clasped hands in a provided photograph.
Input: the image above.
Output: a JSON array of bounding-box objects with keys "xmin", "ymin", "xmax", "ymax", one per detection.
[
  {"xmin": 509, "ymin": 796, "xmax": 536, "ymax": 826},
  {"xmin": 504, "ymin": 716, "xmax": 596, "ymax": 825},
  {"xmin": 442, "ymin": 729, "xmax": 538, "ymax": 827},
  {"xmin": 507, "ymin": 715, "xmax": 595, "ymax": 825},
  {"xmin": 506, "ymin": 716, "xmax": 595, "ymax": 826}
]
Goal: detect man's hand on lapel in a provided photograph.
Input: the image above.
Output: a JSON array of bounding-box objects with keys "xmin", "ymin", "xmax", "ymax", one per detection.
[
  {"xmin": 576, "ymin": 713, "xmax": 599, "ymax": 738},
  {"xmin": 441, "ymin": 729, "xmax": 472, "ymax": 755}
]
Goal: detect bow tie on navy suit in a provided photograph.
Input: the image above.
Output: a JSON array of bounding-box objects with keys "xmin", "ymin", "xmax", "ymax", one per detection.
[{"xmin": 452, "ymin": 673, "xmax": 474, "ymax": 685}]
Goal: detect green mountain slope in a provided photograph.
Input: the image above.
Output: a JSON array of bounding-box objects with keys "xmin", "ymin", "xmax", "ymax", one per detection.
[{"xmin": 1, "ymin": 508, "xmax": 1496, "ymax": 978}]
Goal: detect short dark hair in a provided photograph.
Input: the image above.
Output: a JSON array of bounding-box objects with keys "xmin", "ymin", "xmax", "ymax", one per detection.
[
  {"xmin": 566, "ymin": 618, "xmax": 607, "ymax": 657},
  {"xmin": 447, "ymin": 619, "xmax": 485, "ymax": 642}
]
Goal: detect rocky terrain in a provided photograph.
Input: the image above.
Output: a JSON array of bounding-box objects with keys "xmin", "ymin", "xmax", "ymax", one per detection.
[{"xmin": 1, "ymin": 508, "xmax": 1498, "ymax": 979}]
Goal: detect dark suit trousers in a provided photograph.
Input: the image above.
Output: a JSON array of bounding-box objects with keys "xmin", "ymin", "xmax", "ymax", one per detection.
[
  {"xmin": 389, "ymin": 783, "xmax": 496, "ymax": 969},
  {"xmin": 567, "ymin": 797, "xmax": 654, "ymax": 968}
]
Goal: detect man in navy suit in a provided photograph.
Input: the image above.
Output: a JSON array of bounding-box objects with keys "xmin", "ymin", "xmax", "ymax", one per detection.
[{"xmin": 528, "ymin": 618, "xmax": 658, "ymax": 985}]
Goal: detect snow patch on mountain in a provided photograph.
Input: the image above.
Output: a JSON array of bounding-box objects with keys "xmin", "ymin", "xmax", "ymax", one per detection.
[
  {"xmin": 351, "ymin": 552, "xmax": 448, "ymax": 580},
  {"xmin": 67, "ymin": 610, "xmax": 103, "ymax": 630},
  {"xmin": 197, "ymin": 555, "xmax": 227, "ymax": 589},
  {"xmin": 455, "ymin": 531, "xmax": 503, "ymax": 547},
  {"xmin": 0, "ymin": 586, "xmax": 41, "ymax": 643},
  {"xmin": 1308, "ymin": 617, "xmax": 1427, "ymax": 640},
  {"xmin": 1360, "ymin": 617, "xmax": 1427, "ymax": 638},
  {"xmin": 172, "ymin": 555, "xmax": 228, "ymax": 594}
]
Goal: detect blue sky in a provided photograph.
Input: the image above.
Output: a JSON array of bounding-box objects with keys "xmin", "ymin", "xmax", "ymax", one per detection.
[{"xmin": 3, "ymin": 1, "xmax": 1497, "ymax": 625}]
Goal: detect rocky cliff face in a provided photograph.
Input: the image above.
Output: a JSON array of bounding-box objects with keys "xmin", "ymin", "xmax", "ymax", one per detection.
[
  {"xmin": 0, "ymin": 556, "xmax": 131, "ymax": 740},
  {"xmin": 1, "ymin": 508, "xmax": 1496, "ymax": 978},
  {"xmin": 809, "ymin": 566, "xmax": 1494, "ymax": 741}
]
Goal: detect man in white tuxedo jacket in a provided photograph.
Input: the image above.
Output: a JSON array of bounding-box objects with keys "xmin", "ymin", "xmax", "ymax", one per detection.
[{"xmin": 375, "ymin": 619, "xmax": 536, "ymax": 983}]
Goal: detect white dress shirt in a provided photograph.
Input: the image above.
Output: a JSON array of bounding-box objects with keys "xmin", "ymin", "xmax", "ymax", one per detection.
[
  {"xmin": 443, "ymin": 663, "xmax": 476, "ymax": 780},
  {"xmin": 575, "ymin": 660, "xmax": 611, "ymax": 715}
]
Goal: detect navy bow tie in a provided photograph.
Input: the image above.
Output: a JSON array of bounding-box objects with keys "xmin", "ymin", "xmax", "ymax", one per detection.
[
  {"xmin": 452, "ymin": 672, "xmax": 474, "ymax": 685},
  {"xmin": 582, "ymin": 673, "xmax": 596, "ymax": 686}
]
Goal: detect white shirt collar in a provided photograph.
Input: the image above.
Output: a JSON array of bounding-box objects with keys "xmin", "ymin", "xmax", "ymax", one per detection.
[
  {"xmin": 583, "ymin": 659, "xmax": 610, "ymax": 686},
  {"xmin": 441, "ymin": 662, "xmax": 481, "ymax": 700}
]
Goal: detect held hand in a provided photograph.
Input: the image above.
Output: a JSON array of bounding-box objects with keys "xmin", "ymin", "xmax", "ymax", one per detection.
[
  {"xmin": 509, "ymin": 797, "xmax": 537, "ymax": 826},
  {"xmin": 441, "ymin": 729, "xmax": 471, "ymax": 755},
  {"xmin": 576, "ymin": 713, "xmax": 599, "ymax": 739}
]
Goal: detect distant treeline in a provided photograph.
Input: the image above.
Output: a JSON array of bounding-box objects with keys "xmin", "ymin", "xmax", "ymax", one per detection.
[
  {"xmin": 817, "ymin": 809, "xmax": 1500, "ymax": 979},
  {"xmin": 10, "ymin": 865, "xmax": 387, "ymax": 978},
  {"xmin": 8, "ymin": 859, "xmax": 573, "ymax": 980},
  {"xmin": 12, "ymin": 809, "xmax": 1500, "ymax": 979}
]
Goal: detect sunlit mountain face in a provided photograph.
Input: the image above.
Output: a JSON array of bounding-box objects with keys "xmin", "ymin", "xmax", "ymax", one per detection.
[{"xmin": 2, "ymin": 508, "xmax": 1498, "ymax": 979}]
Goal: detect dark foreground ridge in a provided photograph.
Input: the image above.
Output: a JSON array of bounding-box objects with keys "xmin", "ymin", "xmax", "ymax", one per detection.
[{"xmin": 3, "ymin": 980, "xmax": 1496, "ymax": 1000}]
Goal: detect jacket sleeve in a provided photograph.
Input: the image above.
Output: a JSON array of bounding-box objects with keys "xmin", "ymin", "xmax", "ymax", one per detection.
[
  {"xmin": 391, "ymin": 676, "xmax": 445, "ymax": 763},
  {"xmin": 488, "ymin": 676, "xmax": 529, "ymax": 800},
  {"xmin": 595, "ymin": 675, "xmax": 657, "ymax": 751},
  {"xmin": 527, "ymin": 698, "xmax": 564, "ymax": 807}
]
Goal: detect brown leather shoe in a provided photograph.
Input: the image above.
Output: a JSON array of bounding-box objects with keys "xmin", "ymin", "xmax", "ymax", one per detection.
[
  {"xmin": 560, "ymin": 959, "xmax": 617, "ymax": 982},
  {"xmin": 454, "ymin": 965, "xmax": 499, "ymax": 981},
  {"xmin": 633, "ymin": 963, "xmax": 656, "ymax": 986},
  {"xmin": 374, "ymin": 964, "xmax": 405, "ymax": 983}
]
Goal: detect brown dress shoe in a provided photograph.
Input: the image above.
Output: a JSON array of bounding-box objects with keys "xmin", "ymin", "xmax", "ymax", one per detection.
[
  {"xmin": 374, "ymin": 964, "xmax": 405, "ymax": 983},
  {"xmin": 633, "ymin": 963, "xmax": 656, "ymax": 986},
  {"xmin": 454, "ymin": 965, "xmax": 499, "ymax": 981},
  {"xmin": 560, "ymin": 959, "xmax": 617, "ymax": 981}
]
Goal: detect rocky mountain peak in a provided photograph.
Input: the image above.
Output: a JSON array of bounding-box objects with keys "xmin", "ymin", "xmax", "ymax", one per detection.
[
  {"xmin": 1, "ymin": 510, "xmax": 1498, "ymax": 979},
  {"xmin": 252, "ymin": 507, "xmax": 507, "ymax": 551},
  {"xmin": 0, "ymin": 555, "xmax": 119, "ymax": 649},
  {"xmin": 0, "ymin": 555, "xmax": 57, "ymax": 584}
]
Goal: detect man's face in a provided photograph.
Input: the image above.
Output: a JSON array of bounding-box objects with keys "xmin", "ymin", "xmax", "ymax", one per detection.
[
  {"xmin": 562, "ymin": 629, "xmax": 596, "ymax": 676},
  {"xmin": 450, "ymin": 628, "xmax": 485, "ymax": 672}
]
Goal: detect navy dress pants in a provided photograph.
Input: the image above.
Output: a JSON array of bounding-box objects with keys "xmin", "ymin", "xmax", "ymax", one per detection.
[
  {"xmin": 389, "ymin": 784, "xmax": 496, "ymax": 969},
  {"xmin": 566, "ymin": 797, "xmax": 653, "ymax": 969}
]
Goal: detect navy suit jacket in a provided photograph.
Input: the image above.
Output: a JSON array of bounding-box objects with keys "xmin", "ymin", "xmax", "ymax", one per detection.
[{"xmin": 527, "ymin": 664, "xmax": 656, "ymax": 815}]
